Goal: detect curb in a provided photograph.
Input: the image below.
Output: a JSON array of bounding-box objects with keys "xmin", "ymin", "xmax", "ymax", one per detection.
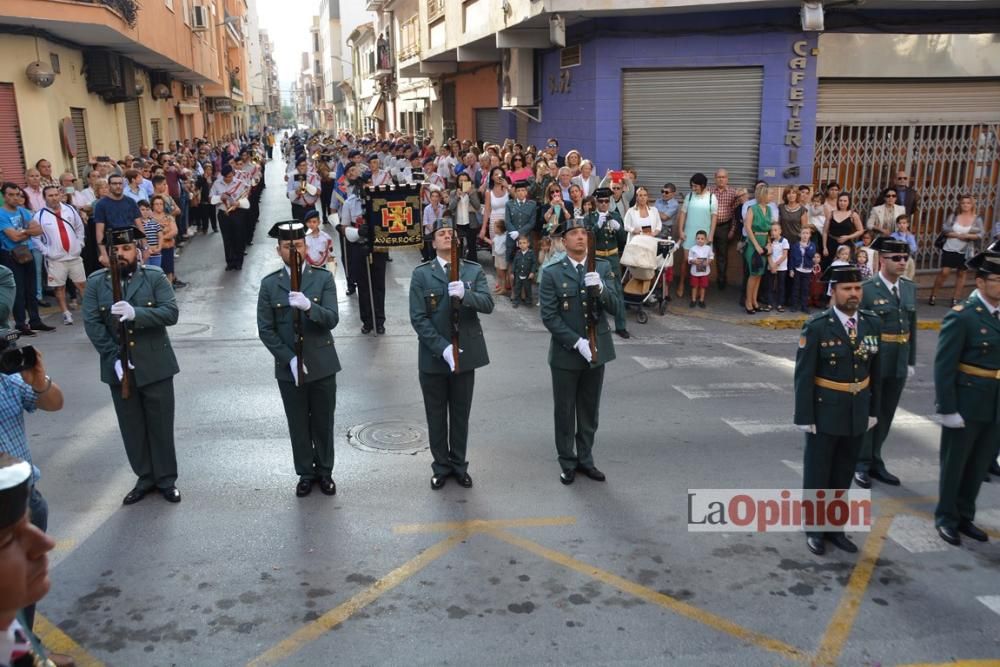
[{"xmin": 664, "ymin": 304, "xmax": 942, "ymax": 331}]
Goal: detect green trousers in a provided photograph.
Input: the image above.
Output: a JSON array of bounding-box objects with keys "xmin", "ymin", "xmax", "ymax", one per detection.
[
  {"xmin": 110, "ymin": 377, "xmax": 177, "ymax": 491},
  {"xmin": 551, "ymin": 364, "xmax": 605, "ymax": 472},
  {"xmin": 935, "ymin": 420, "xmax": 997, "ymax": 530},
  {"xmin": 606, "ymin": 255, "xmax": 627, "ymax": 332},
  {"xmin": 803, "ymin": 430, "xmax": 864, "ymax": 538},
  {"xmin": 419, "ymin": 370, "xmax": 475, "ymax": 477},
  {"xmin": 857, "ymin": 376, "xmax": 906, "ymax": 473},
  {"xmin": 277, "ymin": 374, "xmax": 337, "ymax": 479}
]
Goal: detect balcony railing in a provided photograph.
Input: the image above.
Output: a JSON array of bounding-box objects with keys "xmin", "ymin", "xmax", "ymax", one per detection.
[
  {"xmin": 426, "ymin": 0, "xmax": 445, "ymax": 23},
  {"xmin": 398, "ymin": 16, "xmax": 420, "ymax": 62},
  {"xmin": 79, "ymin": 0, "xmax": 140, "ymax": 27}
]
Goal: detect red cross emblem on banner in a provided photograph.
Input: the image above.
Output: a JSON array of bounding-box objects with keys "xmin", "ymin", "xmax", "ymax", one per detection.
[{"xmin": 380, "ymin": 201, "xmax": 412, "ymax": 233}]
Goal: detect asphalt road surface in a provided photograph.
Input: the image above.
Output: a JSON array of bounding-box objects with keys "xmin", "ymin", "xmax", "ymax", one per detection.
[{"xmin": 23, "ymin": 154, "xmax": 1000, "ymax": 666}]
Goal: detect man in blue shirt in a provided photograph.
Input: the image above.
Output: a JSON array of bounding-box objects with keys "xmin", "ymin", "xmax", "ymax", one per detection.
[
  {"xmin": 654, "ymin": 183, "xmax": 679, "ymax": 238},
  {"xmin": 0, "ymin": 183, "xmax": 53, "ymax": 335},
  {"xmin": 93, "ymin": 173, "xmax": 141, "ymax": 267}
]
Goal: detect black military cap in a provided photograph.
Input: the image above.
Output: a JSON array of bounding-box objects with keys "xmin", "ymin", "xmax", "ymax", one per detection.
[
  {"xmin": 268, "ymin": 221, "xmax": 307, "ymax": 241},
  {"xmin": 593, "ymin": 187, "xmax": 613, "ymax": 200},
  {"xmin": 967, "ymin": 250, "xmax": 1000, "ymax": 275},
  {"xmin": 431, "ymin": 218, "xmax": 454, "ymax": 234},
  {"xmin": 513, "ymin": 179, "xmax": 530, "ymax": 190},
  {"xmin": 302, "ymin": 209, "xmax": 321, "ymax": 224},
  {"xmin": 821, "ymin": 264, "xmax": 864, "ymax": 284},
  {"xmin": 367, "ymin": 153, "xmax": 380, "ymax": 163},
  {"xmin": 870, "ymin": 236, "xmax": 910, "ymax": 255},
  {"xmin": 295, "ymin": 157, "xmax": 308, "ymax": 166},
  {"xmin": 0, "ymin": 453, "xmax": 32, "ymax": 531},
  {"xmin": 105, "ymin": 226, "xmax": 145, "ymax": 246}
]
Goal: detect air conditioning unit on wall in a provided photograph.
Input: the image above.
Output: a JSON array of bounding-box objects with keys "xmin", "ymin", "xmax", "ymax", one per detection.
[{"xmin": 501, "ymin": 48, "xmax": 534, "ymax": 108}]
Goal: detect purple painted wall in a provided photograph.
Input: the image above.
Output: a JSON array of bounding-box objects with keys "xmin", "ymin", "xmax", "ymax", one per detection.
[{"xmin": 527, "ymin": 15, "xmax": 819, "ymax": 186}]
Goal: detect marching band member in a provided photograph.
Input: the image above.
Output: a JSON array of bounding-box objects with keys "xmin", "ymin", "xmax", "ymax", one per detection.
[
  {"xmin": 287, "ymin": 157, "xmax": 321, "ymax": 221},
  {"xmin": 209, "ymin": 164, "xmax": 251, "ymax": 271}
]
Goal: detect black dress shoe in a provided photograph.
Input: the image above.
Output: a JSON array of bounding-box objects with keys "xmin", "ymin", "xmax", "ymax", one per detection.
[
  {"xmin": 806, "ymin": 536, "xmax": 825, "ymax": 555},
  {"xmin": 456, "ymin": 473, "xmax": 473, "ymax": 488},
  {"xmin": 853, "ymin": 471, "xmax": 872, "ymax": 489},
  {"xmin": 958, "ymin": 521, "xmax": 988, "ymax": 542},
  {"xmin": 990, "ymin": 460, "xmax": 1000, "ymax": 476},
  {"xmin": 346, "ymin": 287, "xmax": 356, "ymax": 296},
  {"xmin": 361, "ymin": 324, "xmax": 373, "ymax": 334},
  {"xmin": 577, "ymin": 465, "xmax": 606, "ymax": 481},
  {"xmin": 376, "ymin": 326, "xmax": 386, "ymax": 335},
  {"xmin": 615, "ymin": 329, "xmax": 631, "ymax": 339},
  {"xmin": 937, "ymin": 525, "xmax": 961, "ymax": 546},
  {"xmin": 318, "ymin": 476, "xmax": 336, "ymax": 496},
  {"xmin": 160, "ymin": 486, "xmax": 181, "ymax": 503},
  {"xmin": 31, "ymin": 322, "xmax": 55, "ymax": 332},
  {"xmin": 560, "ymin": 469, "xmax": 576, "ymax": 485},
  {"xmin": 431, "ymin": 474, "xmax": 447, "ymax": 490},
  {"xmin": 16, "ymin": 326, "xmax": 36, "ymax": 337},
  {"xmin": 36, "ymin": 299, "xmax": 52, "ymax": 308},
  {"xmin": 870, "ymin": 468, "xmax": 901, "ymax": 486},
  {"xmin": 122, "ymin": 487, "xmax": 148, "ymax": 505},
  {"xmin": 296, "ymin": 477, "xmax": 314, "ymax": 497},
  {"xmin": 827, "ymin": 534, "xmax": 858, "ymax": 553}
]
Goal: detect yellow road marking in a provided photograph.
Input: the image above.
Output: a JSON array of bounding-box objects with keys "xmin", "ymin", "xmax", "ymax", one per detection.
[
  {"xmin": 53, "ymin": 539, "xmax": 76, "ymax": 552},
  {"xmin": 393, "ymin": 515, "xmax": 576, "ymax": 534},
  {"xmin": 485, "ymin": 527, "xmax": 808, "ymax": 662},
  {"xmin": 247, "ymin": 531, "xmax": 469, "ymax": 666},
  {"xmin": 34, "ymin": 614, "xmax": 105, "ymax": 667},
  {"xmin": 812, "ymin": 512, "xmax": 895, "ymax": 666}
]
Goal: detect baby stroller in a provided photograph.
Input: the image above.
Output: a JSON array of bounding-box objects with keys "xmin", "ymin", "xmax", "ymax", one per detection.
[{"xmin": 620, "ymin": 235, "xmax": 677, "ymax": 323}]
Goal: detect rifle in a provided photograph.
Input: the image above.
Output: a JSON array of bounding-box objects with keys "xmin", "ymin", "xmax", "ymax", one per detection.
[
  {"xmin": 585, "ymin": 230, "xmax": 599, "ymax": 364},
  {"xmin": 108, "ymin": 242, "xmax": 133, "ymax": 399},
  {"xmin": 449, "ymin": 229, "xmax": 460, "ymax": 373},
  {"xmin": 289, "ymin": 243, "xmax": 305, "ymax": 386}
]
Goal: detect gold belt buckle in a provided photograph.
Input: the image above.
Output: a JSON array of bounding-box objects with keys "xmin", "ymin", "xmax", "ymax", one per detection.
[{"xmin": 848, "ymin": 382, "xmax": 861, "ymax": 394}]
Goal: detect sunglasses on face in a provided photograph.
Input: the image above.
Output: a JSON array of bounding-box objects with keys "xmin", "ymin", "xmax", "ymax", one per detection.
[
  {"xmin": 884, "ymin": 254, "xmax": 908, "ymax": 262},
  {"xmin": 885, "ymin": 194, "xmax": 897, "ymax": 198},
  {"xmin": 896, "ymin": 177, "xmax": 908, "ymax": 181}
]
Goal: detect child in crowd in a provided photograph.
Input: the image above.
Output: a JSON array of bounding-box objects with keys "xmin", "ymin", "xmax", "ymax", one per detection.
[
  {"xmin": 891, "ymin": 214, "xmax": 918, "ymax": 280},
  {"xmin": 535, "ymin": 236, "xmax": 554, "ymax": 306},
  {"xmin": 304, "ymin": 211, "xmax": 335, "ymax": 269},
  {"xmin": 809, "ymin": 252, "xmax": 825, "ymax": 307},
  {"xmin": 789, "ymin": 225, "xmax": 816, "ymax": 313},
  {"xmin": 511, "ymin": 236, "xmax": 536, "ymax": 308},
  {"xmin": 138, "ymin": 200, "xmax": 162, "ymax": 267},
  {"xmin": 826, "ymin": 244, "xmax": 853, "ymax": 296},
  {"xmin": 856, "ymin": 228, "xmax": 877, "ymax": 249},
  {"xmin": 581, "ymin": 196, "xmax": 596, "ymax": 216},
  {"xmin": 491, "ymin": 218, "xmax": 508, "ymax": 295},
  {"xmin": 687, "ymin": 229, "xmax": 713, "ymax": 308},
  {"xmin": 766, "ymin": 223, "xmax": 789, "ymax": 312},
  {"xmin": 856, "ymin": 248, "xmax": 872, "ymax": 279},
  {"xmin": 808, "ymin": 192, "xmax": 826, "ymax": 236}
]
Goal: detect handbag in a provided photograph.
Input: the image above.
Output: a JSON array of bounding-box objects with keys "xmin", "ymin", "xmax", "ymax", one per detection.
[
  {"xmin": 750, "ymin": 250, "xmax": 764, "ymax": 273},
  {"xmin": 933, "ymin": 231, "xmax": 947, "ymax": 250},
  {"xmin": 10, "ymin": 244, "xmax": 33, "ymax": 264}
]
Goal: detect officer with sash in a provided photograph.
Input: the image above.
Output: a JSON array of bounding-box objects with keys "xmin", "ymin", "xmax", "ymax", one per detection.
[
  {"xmin": 586, "ymin": 187, "xmax": 630, "ymax": 338},
  {"xmin": 932, "ymin": 246, "xmax": 1000, "ymax": 546},
  {"xmin": 540, "ymin": 217, "xmax": 623, "ymax": 485},
  {"xmin": 409, "ymin": 219, "xmax": 494, "ymax": 489},
  {"xmin": 209, "ymin": 164, "xmax": 251, "ymax": 271},
  {"xmin": 794, "ymin": 264, "xmax": 881, "ymax": 556},
  {"xmin": 854, "ymin": 236, "xmax": 917, "ymax": 488},
  {"xmin": 83, "ymin": 227, "xmax": 181, "ymax": 505},
  {"xmin": 257, "ymin": 222, "xmax": 341, "ymax": 498}
]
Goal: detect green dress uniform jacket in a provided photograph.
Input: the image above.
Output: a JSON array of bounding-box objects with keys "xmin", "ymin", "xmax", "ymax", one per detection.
[
  {"xmin": 257, "ymin": 264, "xmax": 341, "ymax": 383},
  {"xmin": 409, "ymin": 257, "xmax": 494, "ymax": 477},
  {"xmin": 83, "ymin": 264, "xmax": 180, "ymax": 491},
  {"xmin": 856, "ymin": 275, "xmax": 917, "ymax": 474},
  {"xmin": 0, "ymin": 265, "xmax": 15, "ymax": 323},
  {"xmin": 505, "ymin": 198, "xmax": 538, "ymax": 259},
  {"xmin": 585, "ymin": 210, "xmax": 628, "ymax": 331},
  {"xmin": 933, "ymin": 294, "xmax": 1000, "ymax": 530}
]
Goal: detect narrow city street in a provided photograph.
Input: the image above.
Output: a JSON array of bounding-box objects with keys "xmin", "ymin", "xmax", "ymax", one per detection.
[{"xmin": 18, "ymin": 151, "xmax": 1000, "ymax": 665}]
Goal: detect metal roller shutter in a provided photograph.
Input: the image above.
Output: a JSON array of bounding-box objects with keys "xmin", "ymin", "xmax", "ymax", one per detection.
[
  {"xmin": 71, "ymin": 108, "xmax": 89, "ymax": 178},
  {"xmin": 817, "ymin": 80, "xmax": 1000, "ymax": 124},
  {"xmin": 124, "ymin": 99, "xmax": 143, "ymax": 155},
  {"xmin": 0, "ymin": 83, "xmax": 26, "ymax": 187},
  {"xmin": 622, "ymin": 67, "xmax": 763, "ymax": 191},
  {"xmin": 475, "ymin": 108, "xmax": 499, "ymax": 145}
]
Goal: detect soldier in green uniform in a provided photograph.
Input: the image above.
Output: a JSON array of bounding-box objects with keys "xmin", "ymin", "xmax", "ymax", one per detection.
[
  {"xmin": 409, "ymin": 219, "xmax": 494, "ymax": 490},
  {"xmin": 504, "ymin": 180, "xmax": 538, "ymax": 265},
  {"xmin": 585, "ymin": 187, "xmax": 630, "ymax": 338},
  {"xmin": 794, "ymin": 265, "xmax": 881, "ymax": 555},
  {"xmin": 540, "ymin": 217, "xmax": 623, "ymax": 485},
  {"xmin": 854, "ymin": 237, "xmax": 918, "ymax": 488},
  {"xmin": 932, "ymin": 247, "xmax": 1000, "ymax": 546},
  {"xmin": 83, "ymin": 227, "xmax": 181, "ymax": 505},
  {"xmin": 257, "ymin": 222, "xmax": 341, "ymax": 498}
]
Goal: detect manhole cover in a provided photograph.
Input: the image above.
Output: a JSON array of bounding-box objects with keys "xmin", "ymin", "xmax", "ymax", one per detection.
[{"xmin": 347, "ymin": 420, "xmax": 428, "ymax": 454}]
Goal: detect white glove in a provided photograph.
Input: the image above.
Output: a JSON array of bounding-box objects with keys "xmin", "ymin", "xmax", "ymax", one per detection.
[
  {"xmin": 867, "ymin": 416, "xmax": 878, "ymax": 431},
  {"xmin": 442, "ymin": 344, "xmax": 463, "ymax": 373},
  {"xmin": 609, "ymin": 220, "xmax": 621, "ymax": 232},
  {"xmin": 238, "ymin": 198, "xmax": 250, "ymax": 209},
  {"xmin": 937, "ymin": 413, "xmax": 966, "ymax": 429},
  {"xmin": 796, "ymin": 424, "xmax": 816, "ymax": 434},
  {"xmin": 447, "ymin": 281, "xmax": 465, "ymax": 300},
  {"xmin": 344, "ymin": 227, "xmax": 360, "ymax": 243},
  {"xmin": 509, "ymin": 230, "xmax": 519, "ymax": 241},
  {"xmin": 574, "ymin": 338, "xmax": 593, "ymax": 364},
  {"xmin": 111, "ymin": 300, "xmax": 136, "ymax": 321},
  {"xmin": 584, "ymin": 271, "xmax": 604, "ymax": 292},
  {"xmin": 305, "ymin": 183, "xmax": 318, "ymax": 196},
  {"xmin": 114, "ymin": 358, "xmax": 135, "ymax": 381},
  {"xmin": 288, "ymin": 291, "xmax": 312, "ymax": 311},
  {"xmin": 289, "ymin": 357, "xmax": 309, "ymax": 385},
  {"xmin": 907, "ymin": 365, "xmax": 916, "ymax": 379}
]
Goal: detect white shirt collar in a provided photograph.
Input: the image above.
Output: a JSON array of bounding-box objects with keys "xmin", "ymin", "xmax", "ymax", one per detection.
[
  {"xmin": 568, "ymin": 255, "xmax": 586, "ymax": 269},
  {"xmin": 832, "ymin": 306, "xmax": 857, "ymax": 329},
  {"xmin": 878, "ymin": 271, "xmax": 899, "ymax": 293},
  {"xmin": 436, "ymin": 256, "xmax": 449, "ymax": 271},
  {"xmin": 972, "ymin": 289, "xmax": 1000, "ymax": 316}
]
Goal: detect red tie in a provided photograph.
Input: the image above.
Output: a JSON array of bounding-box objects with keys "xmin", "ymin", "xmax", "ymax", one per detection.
[{"xmin": 54, "ymin": 210, "xmax": 71, "ymax": 251}]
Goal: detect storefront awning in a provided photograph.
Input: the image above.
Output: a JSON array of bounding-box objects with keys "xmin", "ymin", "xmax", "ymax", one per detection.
[
  {"xmin": 176, "ymin": 100, "xmax": 200, "ymax": 115},
  {"xmin": 365, "ymin": 95, "xmax": 385, "ymax": 121}
]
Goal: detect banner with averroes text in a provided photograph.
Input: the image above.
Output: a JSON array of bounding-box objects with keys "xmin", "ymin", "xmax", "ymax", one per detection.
[{"xmin": 363, "ymin": 183, "xmax": 423, "ymax": 250}]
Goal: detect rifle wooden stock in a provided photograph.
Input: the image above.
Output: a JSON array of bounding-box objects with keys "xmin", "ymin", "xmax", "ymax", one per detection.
[
  {"xmin": 108, "ymin": 243, "xmax": 133, "ymax": 399},
  {"xmin": 449, "ymin": 230, "xmax": 460, "ymax": 373},
  {"xmin": 586, "ymin": 231, "xmax": 599, "ymax": 364},
  {"xmin": 289, "ymin": 246, "xmax": 305, "ymax": 387}
]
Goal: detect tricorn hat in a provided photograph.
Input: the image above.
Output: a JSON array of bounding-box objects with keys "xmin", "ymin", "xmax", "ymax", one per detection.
[
  {"xmin": 268, "ymin": 221, "xmax": 307, "ymax": 241},
  {"xmin": 105, "ymin": 226, "xmax": 145, "ymax": 246},
  {"xmin": 966, "ymin": 250, "xmax": 1000, "ymax": 275},
  {"xmin": 820, "ymin": 264, "xmax": 864, "ymax": 284},
  {"xmin": 870, "ymin": 236, "xmax": 910, "ymax": 255},
  {"xmin": 0, "ymin": 454, "xmax": 31, "ymax": 531}
]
